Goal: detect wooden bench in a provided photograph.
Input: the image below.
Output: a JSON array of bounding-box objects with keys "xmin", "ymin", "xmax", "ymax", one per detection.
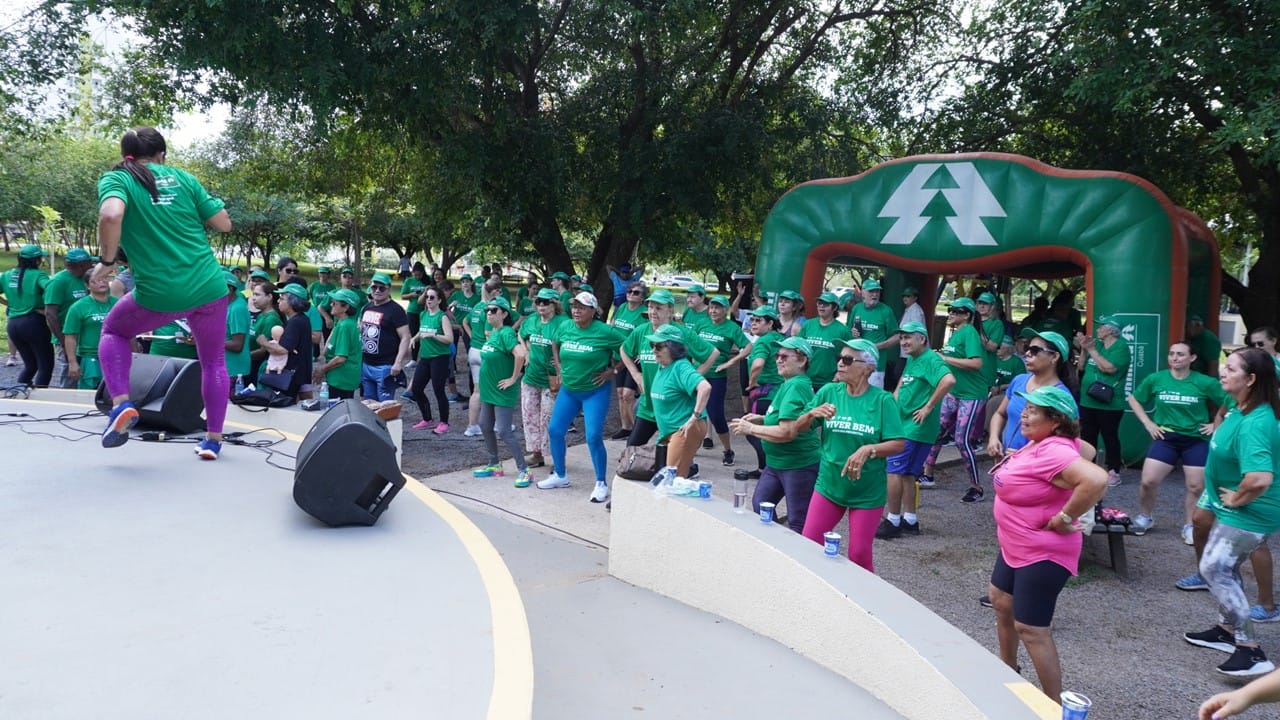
[{"xmin": 1088, "ymin": 524, "xmax": 1129, "ymax": 578}]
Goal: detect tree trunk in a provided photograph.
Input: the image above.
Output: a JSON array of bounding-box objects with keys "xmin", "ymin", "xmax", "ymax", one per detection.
[
  {"xmin": 522, "ymin": 210, "xmax": 573, "ymax": 276},
  {"xmin": 351, "ymin": 219, "xmax": 362, "ymax": 279},
  {"xmin": 714, "ymin": 270, "xmax": 733, "ymax": 294}
]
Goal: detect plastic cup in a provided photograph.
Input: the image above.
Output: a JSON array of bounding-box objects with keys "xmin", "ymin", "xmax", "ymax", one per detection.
[
  {"xmin": 759, "ymin": 501, "xmax": 776, "ymax": 524},
  {"xmin": 823, "ymin": 532, "xmax": 841, "ymax": 557},
  {"xmin": 697, "ymin": 481, "xmax": 712, "ymax": 499},
  {"xmin": 1060, "ymin": 691, "xmax": 1091, "ymax": 720}
]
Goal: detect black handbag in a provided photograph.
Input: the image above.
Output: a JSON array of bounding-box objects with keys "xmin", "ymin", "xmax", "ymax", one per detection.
[
  {"xmin": 258, "ymin": 370, "xmax": 295, "ymax": 393},
  {"xmin": 1086, "ymin": 380, "xmax": 1114, "ymax": 404}
]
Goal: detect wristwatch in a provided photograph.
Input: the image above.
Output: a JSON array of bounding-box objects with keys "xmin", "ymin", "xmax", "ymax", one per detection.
[{"xmin": 1056, "ymin": 511, "xmax": 1073, "ymax": 525}]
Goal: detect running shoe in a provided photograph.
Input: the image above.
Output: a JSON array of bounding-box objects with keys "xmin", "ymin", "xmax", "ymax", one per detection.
[
  {"xmin": 1182, "ymin": 524, "xmax": 1195, "ymax": 546},
  {"xmin": 589, "ymin": 481, "xmax": 610, "ymax": 503},
  {"xmin": 961, "ymin": 486, "xmax": 985, "ymax": 503},
  {"xmin": 101, "ymin": 401, "xmax": 139, "ymax": 448},
  {"xmin": 702, "ymin": 437, "xmax": 713, "ymax": 450},
  {"xmin": 472, "ymin": 465, "xmax": 504, "ymax": 477},
  {"xmin": 1176, "ymin": 572, "xmax": 1210, "ymax": 591},
  {"xmin": 537, "ymin": 472, "xmax": 570, "ymax": 490},
  {"xmin": 1218, "ymin": 645, "xmax": 1276, "ymax": 678},
  {"xmin": 979, "ymin": 595, "xmax": 993, "ymax": 609},
  {"xmin": 917, "ymin": 474, "xmax": 936, "ymax": 489},
  {"xmin": 1131, "ymin": 514, "xmax": 1154, "ymax": 535},
  {"xmin": 412, "ymin": 419, "xmax": 439, "ymax": 430},
  {"xmin": 610, "ymin": 428, "xmax": 631, "ymax": 440},
  {"xmin": 687, "ymin": 462, "xmax": 700, "ymax": 479},
  {"xmin": 722, "ymin": 450, "xmax": 736, "ymax": 467},
  {"xmin": 901, "ymin": 520, "xmax": 921, "ymax": 536},
  {"xmin": 463, "ymin": 424, "xmax": 483, "ymax": 437},
  {"xmin": 874, "ymin": 518, "xmax": 902, "ymax": 540},
  {"xmin": 194, "ymin": 438, "xmax": 222, "ymax": 461},
  {"xmin": 1251, "ymin": 605, "xmax": 1280, "ymax": 623},
  {"xmin": 1107, "ymin": 469, "xmax": 1123, "ymax": 487},
  {"xmin": 514, "ymin": 471, "xmax": 532, "ymax": 488},
  {"xmin": 432, "ymin": 422, "xmax": 450, "ymax": 435},
  {"xmin": 1184, "ymin": 625, "xmax": 1235, "ymax": 653}
]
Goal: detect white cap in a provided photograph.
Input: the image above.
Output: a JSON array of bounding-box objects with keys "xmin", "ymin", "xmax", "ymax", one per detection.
[{"xmin": 572, "ymin": 291, "xmax": 599, "ymax": 308}]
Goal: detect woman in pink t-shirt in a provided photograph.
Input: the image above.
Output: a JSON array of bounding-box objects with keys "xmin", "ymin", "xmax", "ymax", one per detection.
[{"xmin": 988, "ymin": 386, "xmax": 1108, "ymax": 703}]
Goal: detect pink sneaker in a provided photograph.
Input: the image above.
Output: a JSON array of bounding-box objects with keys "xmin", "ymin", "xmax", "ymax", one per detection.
[
  {"xmin": 412, "ymin": 419, "xmax": 440, "ymax": 430},
  {"xmin": 433, "ymin": 422, "xmax": 450, "ymax": 435}
]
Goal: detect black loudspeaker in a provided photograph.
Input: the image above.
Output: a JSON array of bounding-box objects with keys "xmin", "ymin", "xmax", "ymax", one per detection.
[
  {"xmin": 94, "ymin": 353, "xmax": 205, "ymax": 434},
  {"xmin": 293, "ymin": 400, "xmax": 404, "ymax": 527}
]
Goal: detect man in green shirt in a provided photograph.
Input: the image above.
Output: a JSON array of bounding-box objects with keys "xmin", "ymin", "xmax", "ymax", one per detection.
[
  {"xmin": 878, "ymin": 321, "xmax": 955, "ymax": 538},
  {"xmin": 799, "ymin": 291, "xmax": 853, "ymax": 390},
  {"xmin": 44, "ymin": 247, "xmax": 94, "ymax": 387},
  {"xmin": 1187, "ymin": 313, "xmax": 1223, "ymax": 377},
  {"xmin": 681, "ymin": 284, "xmax": 711, "ymax": 331},
  {"xmin": 849, "ymin": 278, "xmax": 899, "ymax": 388}
]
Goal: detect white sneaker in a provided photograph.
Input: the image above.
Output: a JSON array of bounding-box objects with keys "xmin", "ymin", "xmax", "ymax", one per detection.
[
  {"xmin": 1183, "ymin": 523, "xmax": 1195, "ymax": 546},
  {"xmin": 589, "ymin": 481, "xmax": 610, "ymax": 503},
  {"xmin": 464, "ymin": 424, "xmax": 483, "ymax": 437},
  {"xmin": 1131, "ymin": 514, "xmax": 1154, "ymax": 535},
  {"xmin": 537, "ymin": 472, "xmax": 570, "ymax": 490}
]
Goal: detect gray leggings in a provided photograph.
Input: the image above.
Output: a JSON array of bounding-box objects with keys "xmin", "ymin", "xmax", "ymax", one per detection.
[
  {"xmin": 480, "ymin": 402, "xmax": 526, "ymax": 472},
  {"xmin": 1201, "ymin": 522, "xmax": 1273, "ymax": 644}
]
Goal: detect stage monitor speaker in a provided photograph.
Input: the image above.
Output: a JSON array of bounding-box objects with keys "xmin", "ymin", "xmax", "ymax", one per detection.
[
  {"xmin": 293, "ymin": 400, "xmax": 403, "ymax": 527},
  {"xmin": 94, "ymin": 353, "xmax": 205, "ymax": 435}
]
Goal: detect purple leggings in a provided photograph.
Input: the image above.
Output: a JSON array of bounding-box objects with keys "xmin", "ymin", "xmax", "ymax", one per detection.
[{"xmin": 100, "ymin": 293, "xmax": 230, "ymax": 435}]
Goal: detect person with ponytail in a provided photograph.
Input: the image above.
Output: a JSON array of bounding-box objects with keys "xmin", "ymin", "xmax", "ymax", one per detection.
[
  {"xmin": 0, "ymin": 244, "xmax": 54, "ymax": 386},
  {"xmin": 93, "ymin": 126, "xmax": 234, "ymax": 460}
]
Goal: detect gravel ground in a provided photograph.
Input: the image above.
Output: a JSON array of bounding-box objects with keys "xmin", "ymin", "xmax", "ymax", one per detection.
[{"xmin": 18, "ymin": 348, "xmax": 1269, "ymax": 720}]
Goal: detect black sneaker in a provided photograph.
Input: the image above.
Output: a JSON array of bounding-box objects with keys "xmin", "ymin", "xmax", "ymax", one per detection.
[
  {"xmin": 702, "ymin": 437, "xmax": 713, "ymax": 449},
  {"xmin": 722, "ymin": 450, "xmax": 736, "ymax": 466},
  {"xmin": 1218, "ymin": 645, "xmax": 1277, "ymax": 678},
  {"xmin": 979, "ymin": 595, "xmax": 993, "ymax": 609},
  {"xmin": 875, "ymin": 518, "xmax": 903, "ymax": 539},
  {"xmin": 610, "ymin": 428, "xmax": 631, "ymax": 440},
  {"xmin": 687, "ymin": 463, "xmax": 700, "ymax": 479},
  {"xmin": 917, "ymin": 474, "xmax": 936, "ymax": 489},
  {"xmin": 1185, "ymin": 625, "xmax": 1236, "ymax": 653},
  {"xmin": 901, "ymin": 520, "xmax": 921, "ymax": 536},
  {"xmin": 961, "ymin": 486, "xmax": 985, "ymax": 503}
]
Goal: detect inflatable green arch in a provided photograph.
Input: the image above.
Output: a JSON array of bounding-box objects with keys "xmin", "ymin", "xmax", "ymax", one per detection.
[{"xmin": 756, "ymin": 152, "xmax": 1222, "ymax": 464}]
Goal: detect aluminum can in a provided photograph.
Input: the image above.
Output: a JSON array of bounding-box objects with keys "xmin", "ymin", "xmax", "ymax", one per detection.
[{"xmin": 697, "ymin": 481, "xmax": 712, "ymax": 499}]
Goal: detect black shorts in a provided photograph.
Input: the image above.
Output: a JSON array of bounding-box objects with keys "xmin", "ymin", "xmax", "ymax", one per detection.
[
  {"xmin": 1147, "ymin": 432, "xmax": 1210, "ymax": 467},
  {"xmin": 990, "ymin": 553, "xmax": 1071, "ymax": 627},
  {"xmin": 615, "ymin": 366, "xmax": 638, "ymax": 391}
]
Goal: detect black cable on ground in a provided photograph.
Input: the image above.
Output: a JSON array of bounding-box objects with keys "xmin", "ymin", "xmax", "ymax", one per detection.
[{"xmin": 431, "ymin": 487, "xmax": 609, "ymax": 551}]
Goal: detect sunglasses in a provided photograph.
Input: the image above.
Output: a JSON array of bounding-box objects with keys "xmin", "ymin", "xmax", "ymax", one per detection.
[
  {"xmin": 283, "ymin": 268, "xmax": 299, "ymax": 274},
  {"xmin": 1024, "ymin": 345, "xmax": 1054, "ymax": 357},
  {"xmin": 425, "ymin": 295, "xmax": 440, "ymax": 301},
  {"xmin": 370, "ymin": 284, "xmax": 388, "ymax": 291},
  {"xmin": 1254, "ymin": 341, "xmax": 1268, "ymax": 348},
  {"xmin": 651, "ymin": 342, "xmax": 668, "ymax": 351},
  {"xmin": 837, "ymin": 355, "xmax": 866, "ymax": 365},
  {"xmin": 627, "ymin": 290, "xmax": 644, "ymax": 295},
  {"xmin": 775, "ymin": 351, "xmax": 799, "ymax": 361},
  {"xmin": 536, "ymin": 299, "xmax": 553, "ymax": 306},
  {"xmin": 947, "ymin": 308, "xmax": 967, "ymax": 314},
  {"xmin": 486, "ymin": 307, "xmax": 504, "ymax": 314}
]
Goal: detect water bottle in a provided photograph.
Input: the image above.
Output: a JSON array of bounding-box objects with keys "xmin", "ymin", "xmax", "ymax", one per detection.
[
  {"xmin": 234, "ymin": 374, "xmax": 245, "ymax": 395},
  {"xmin": 319, "ymin": 381, "xmax": 330, "ymax": 407},
  {"xmin": 733, "ymin": 469, "xmax": 749, "ymax": 514}
]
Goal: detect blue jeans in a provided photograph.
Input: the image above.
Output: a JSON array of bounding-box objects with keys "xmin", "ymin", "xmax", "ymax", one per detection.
[
  {"xmin": 361, "ymin": 363, "xmax": 400, "ymax": 401},
  {"xmin": 549, "ymin": 383, "xmax": 611, "ymax": 482}
]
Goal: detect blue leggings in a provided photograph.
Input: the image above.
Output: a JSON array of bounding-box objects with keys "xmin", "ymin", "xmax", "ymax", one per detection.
[
  {"xmin": 706, "ymin": 377, "xmax": 729, "ymax": 435},
  {"xmin": 549, "ymin": 382, "xmax": 611, "ymax": 482}
]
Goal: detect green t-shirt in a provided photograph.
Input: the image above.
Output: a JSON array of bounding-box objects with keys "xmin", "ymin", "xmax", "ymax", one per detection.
[
  {"xmin": 798, "ymin": 317, "xmax": 853, "ymax": 387},
  {"xmin": 449, "ymin": 290, "xmax": 480, "ymax": 323},
  {"xmin": 224, "ymin": 294, "xmax": 252, "ymax": 377},
  {"xmin": 43, "ymin": 269, "xmax": 88, "ymax": 328},
  {"xmin": 895, "ymin": 349, "xmax": 953, "ymax": 443},
  {"xmin": 1130, "ymin": 369, "xmax": 1227, "ymax": 436},
  {"xmin": 747, "ymin": 330, "xmax": 786, "ymax": 391},
  {"xmin": 1204, "ymin": 405, "xmax": 1280, "ymax": 533},
  {"xmin": 0, "ymin": 268, "xmax": 50, "ymax": 318},
  {"xmin": 610, "ymin": 303, "xmax": 647, "ymax": 335},
  {"xmin": 650, "ymin": 359, "xmax": 708, "ymax": 439},
  {"xmin": 1080, "ymin": 338, "xmax": 1132, "ymax": 410},
  {"xmin": 849, "ymin": 302, "xmax": 899, "ymax": 371},
  {"xmin": 464, "ymin": 301, "xmax": 491, "ymax": 344},
  {"xmin": 941, "ymin": 324, "xmax": 986, "ymax": 400},
  {"xmin": 401, "ymin": 277, "xmax": 427, "ymax": 315},
  {"xmin": 97, "ymin": 164, "xmax": 226, "ymax": 312},
  {"xmin": 479, "ymin": 325, "xmax": 520, "ymax": 407},
  {"xmin": 624, "ymin": 321, "xmax": 717, "ymax": 421},
  {"xmin": 252, "ymin": 312, "xmax": 283, "ymax": 348},
  {"xmin": 681, "ymin": 306, "xmax": 711, "ymax": 333},
  {"xmin": 808, "ymin": 382, "xmax": 905, "ymax": 508},
  {"xmin": 324, "ymin": 316, "xmax": 362, "ymax": 392},
  {"xmin": 416, "ymin": 309, "xmax": 453, "ymax": 359},
  {"xmin": 979, "ymin": 317, "xmax": 1004, "ymax": 387},
  {"xmin": 62, "ymin": 294, "xmax": 117, "ymax": 357},
  {"xmin": 148, "ymin": 320, "xmax": 198, "ymax": 359},
  {"xmin": 697, "ymin": 319, "xmax": 750, "ymax": 380},
  {"xmin": 520, "ymin": 313, "xmax": 571, "ymax": 389},
  {"xmin": 994, "ymin": 355, "xmax": 1025, "ymax": 389},
  {"xmin": 1189, "ymin": 329, "xmax": 1223, "ymax": 376},
  {"xmin": 308, "ymin": 281, "xmax": 336, "ymax": 309},
  {"xmin": 762, "ymin": 375, "xmax": 820, "ymax": 470},
  {"xmin": 556, "ymin": 320, "xmax": 627, "ymax": 392}
]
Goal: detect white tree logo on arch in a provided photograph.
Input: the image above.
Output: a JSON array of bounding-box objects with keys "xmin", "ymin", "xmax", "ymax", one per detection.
[{"xmin": 877, "ymin": 162, "xmax": 1007, "ymax": 246}]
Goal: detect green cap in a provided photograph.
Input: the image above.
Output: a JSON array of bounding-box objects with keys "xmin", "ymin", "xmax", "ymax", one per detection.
[
  {"xmin": 460, "ymin": 273, "xmax": 473, "ymax": 281},
  {"xmin": 842, "ymin": 338, "xmax": 880, "ymax": 366},
  {"xmin": 708, "ymin": 295, "xmax": 730, "ymax": 307},
  {"xmin": 222, "ymin": 271, "xmax": 244, "ymax": 290},
  {"xmin": 250, "ymin": 269, "xmax": 272, "ymax": 281},
  {"xmin": 65, "ymin": 248, "xmax": 92, "ymax": 263},
  {"xmin": 578, "ymin": 283, "xmax": 594, "ymax": 294},
  {"xmin": 862, "ymin": 279, "xmax": 882, "ymax": 292},
  {"xmin": 370, "ymin": 272, "xmax": 393, "ymax": 287},
  {"xmin": 647, "ymin": 289, "xmax": 676, "ymax": 306},
  {"xmin": 487, "ymin": 297, "xmax": 513, "ymax": 313},
  {"xmin": 317, "ymin": 266, "xmax": 331, "ymax": 274},
  {"xmin": 1095, "ymin": 314, "xmax": 1121, "ymax": 329},
  {"xmin": 1187, "ymin": 312, "xmax": 1204, "ymax": 323},
  {"xmin": 535, "ymin": 288, "xmax": 560, "ymax": 301},
  {"xmin": 779, "ymin": 290, "xmax": 804, "ymax": 302},
  {"xmin": 686, "ymin": 284, "xmax": 706, "ymax": 295},
  {"xmin": 328, "ymin": 288, "xmax": 362, "ymax": 307},
  {"xmin": 1001, "ymin": 335, "xmax": 1015, "ymax": 346},
  {"xmin": 341, "ymin": 266, "xmax": 355, "ymax": 275},
  {"xmin": 550, "ymin": 271, "xmax": 570, "ymax": 281},
  {"xmin": 18, "ymin": 244, "xmax": 45, "ymax": 259},
  {"xmin": 273, "ymin": 284, "xmax": 308, "ymax": 300},
  {"xmin": 645, "ymin": 324, "xmax": 686, "ymax": 345},
  {"xmin": 817, "ymin": 291, "xmax": 839, "ymax": 305},
  {"xmin": 1016, "ymin": 386, "xmax": 1079, "ymax": 420},
  {"xmin": 948, "ymin": 297, "xmax": 977, "ymax": 313},
  {"xmin": 779, "ymin": 336, "xmax": 814, "ymax": 357},
  {"xmin": 571, "ymin": 274, "xmax": 583, "ymax": 282},
  {"xmin": 899, "ymin": 321, "xmax": 929, "ymax": 337},
  {"xmin": 750, "ymin": 305, "xmax": 778, "ymax": 319},
  {"xmin": 902, "ymin": 286, "xmax": 919, "ymax": 296},
  {"xmin": 1018, "ymin": 328, "xmax": 1070, "ymax": 358},
  {"xmin": 977, "ymin": 292, "xmax": 997, "ymax": 304},
  {"xmin": 839, "ymin": 291, "xmax": 855, "ymax": 307}
]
